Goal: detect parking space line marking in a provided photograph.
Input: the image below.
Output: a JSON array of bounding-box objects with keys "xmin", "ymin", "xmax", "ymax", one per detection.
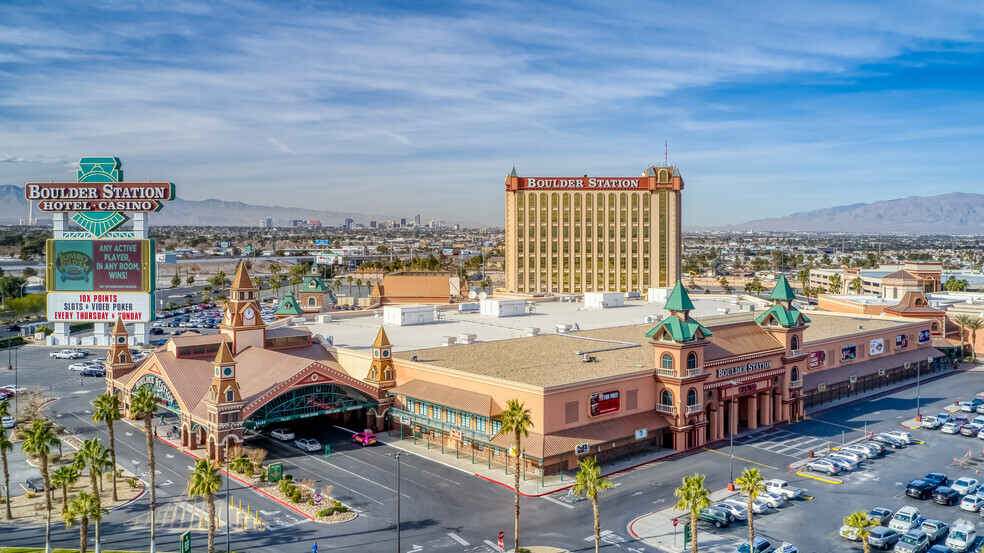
[
  {"xmin": 542, "ymin": 495, "xmax": 575, "ymax": 509},
  {"xmin": 796, "ymin": 471, "xmax": 843, "ymax": 484},
  {"xmin": 702, "ymin": 448, "xmax": 778, "ymax": 470},
  {"xmin": 449, "ymin": 533, "xmax": 470, "ymax": 545}
]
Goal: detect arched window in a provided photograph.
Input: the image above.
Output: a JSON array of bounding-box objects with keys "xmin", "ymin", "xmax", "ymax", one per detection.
[
  {"xmin": 932, "ymin": 322, "xmax": 939, "ymax": 331},
  {"xmin": 687, "ymin": 389, "xmax": 697, "ymax": 406},
  {"xmin": 660, "ymin": 353, "xmax": 674, "ymax": 370},
  {"xmin": 308, "ymin": 297, "xmax": 316, "ymax": 306},
  {"xmin": 687, "ymin": 352, "xmax": 698, "ymax": 370},
  {"xmin": 915, "ymin": 298, "xmax": 923, "ymax": 306},
  {"xmin": 660, "ymin": 389, "xmax": 673, "ymax": 405},
  {"xmin": 225, "ymin": 389, "xmax": 235, "ymax": 402},
  {"xmin": 384, "ymin": 369, "xmax": 394, "ymax": 380},
  {"xmin": 658, "ymin": 169, "xmax": 669, "ymax": 183},
  {"xmin": 118, "ymin": 353, "xmax": 127, "ymax": 363},
  {"xmin": 791, "ymin": 367, "xmax": 799, "ymax": 382},
  {"xmin": 369, "ymin": 368, "xmax": 377, "ymax": 380},
  {"xmin": 791, "ymin": 336, "xmax": 799, "ymax": 350}
]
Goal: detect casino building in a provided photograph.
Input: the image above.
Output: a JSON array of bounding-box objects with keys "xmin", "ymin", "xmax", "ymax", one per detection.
[{"xmin": 504, "ymin": 165, "xmax": 683, "ymax": 294}]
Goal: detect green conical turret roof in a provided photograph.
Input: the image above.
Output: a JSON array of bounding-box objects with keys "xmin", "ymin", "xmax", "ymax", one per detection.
[
  {"xmin": 664, "ymin": 281, "xmax": 695, "ymax": 312},
  {"xmin": 770, "ymin": 275, "xmax": 796, "ymax": 302},
  {"xmin": 274, "ymin": 291, "xmax": 305, "ymax": 316}
]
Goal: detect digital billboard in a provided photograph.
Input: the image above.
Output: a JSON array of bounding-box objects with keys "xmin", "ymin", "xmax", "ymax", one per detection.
[
  {"xmin": 589, "ymin": 390, "xmax": 620, "ymax": 417},
  {"xmin": 46, "ymin": 239, "xmax": 153, "ymax": 293}
]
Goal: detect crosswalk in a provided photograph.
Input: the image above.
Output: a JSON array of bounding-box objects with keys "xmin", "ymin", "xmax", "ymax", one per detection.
[
  {"xmin": 738, "ymin": 429, "xmax": 831, "ymax": 458},
  {"xmin": 125, "ymin": 499, "xmax": 276, "ymax": 533}
]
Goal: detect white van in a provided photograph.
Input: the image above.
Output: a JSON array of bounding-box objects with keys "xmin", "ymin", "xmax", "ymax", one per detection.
[
  {"xmin": 945, "ymin": 523, "xmax": 977, "ymax": 553},
  {"xmin": 888, "ymin": 506, "xmax": 922, "ymax": 534}
]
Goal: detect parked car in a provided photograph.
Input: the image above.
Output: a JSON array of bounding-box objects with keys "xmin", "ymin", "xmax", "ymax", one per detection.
[
  {"xmin": 1, "ymin": 416, "xmax": 14, "ymax": 429},
  {"xmin": 829, "ymin": 455, "xmax": 860, "ymax": 471},
  {"xmin": 942, "ymin": 422, "xmax": 964, "ymax": 435},
  {"xmin": 960, "ymin": 399, "xmax": 984, "ymax": 412},
  {"xmin": 753, "ymin": 491, "xmax": 785, "ymax": 508},
  {"xmin": 959, "ymin": 494, "xmax": 984, "ymax": 512},
  {"xmin": 764, "ymin": 479, "xmax": 802, "ymax": 500},
  {"xmin": 863, "ymin": 441, "xmax": 887, "ymax": 455},
  {"xmin": 885, "ymin": 430, "xmax": 914, "ymax": 444},
  {"xmin": 945, "ymin": 524, "xmax": 976, "ymax": 553},
  {"xmin": 68, "ymin": 362, "xmax": 88, "ymax": 371},
  {"xmin": 923, "ymin": 416, "xmax": 945, "ymax": 429},
  {"xmin": 951, "ymin": 477, "xmax": 979, "ymax": 496},
  {"xmin": 841, "ymin": 525, "xmax": 863, "ymax": 541},
  {"xmin": 870, "ymin": 527, "xmax": 902, "ymax": 550},
  {"xmin": 294, "ymin": 438, "xmax": 321, "ymax": 452},
  {"xmin": 270, "ymin": 428, "xmax": 295, "ymax": 441},
  {"xmin": 149, "ymin": 327, "xmax": 164, "ymax": 335},
  {"xmin": 889, "ymin": 507, "xmax": 922, "ymax": 534},
  {"xmin": 921, "ymin": 520, "xmax": 949, "ymax": 542},
  {"xmin": 352, "ymin": 431, "xmax": 378, "ymax": 446},
  {"xmin": 737, "ymin": 497, "xmax": 771, "ymax": 514},
  {"xmin": 50, "ymin": 349, "xmax": 84, "ymax": 359},
  {"xmin": 70, "ymin": 348, "xmax": 89, "ymax": 356},
  {"xmin": 929, "ymin": 546, "xmax": 955, "ymax": 553},
  {"xmin": 869, "ymin": 508, "xmax": 894, "ymax": 526},
  {"xmin": 842, "ymin": 444, "xmax": 877, "ymax": 459},
  {"xmin": 907, "ymin": 480, "xmax": 936, "ymax": 500},
  {"xmin": 977, "ymin": 405, "xmax": 984, "ymax": 415},
  {"xmin": 716, "ymin": 501, "xmax": 748, "ymax": 521},
  {"xmin": 933, "ymin": 487, "xmax": 961, "ymax": 506},
  {"xmin": 80, "ymin": 368, "xmax": 105, "ymax": 377},
  {"xmin": 698, "ymin": 506, "xmax": 732, "ymax": 528},
  {"xmin": 834, "ymin": 450, "xmax": 865, "ymax": 464},
  {"xmin": 895, "ymin": 529, "xmax": 931, "ymax": 553},
  {"xmin": 25, "ymin": 476, "xmax": 48, "ymax": 492},
  {"xmin": 805, "ymin": 459, "xmax": 841, "ymax": 476},
  {"xmin": 737, "ymin": 537, "xmax": 774, "ymax": 553},
  {"xmin": 924, "ymin": 474, "xmax": 950, "ymax": 490},
  {"xmin": 960, "ymin": 423, "xmax": 982, "ymax": 437},
  {"xmin": 874, "ymin": 434, "xmax": 907, "ymax": 448}
]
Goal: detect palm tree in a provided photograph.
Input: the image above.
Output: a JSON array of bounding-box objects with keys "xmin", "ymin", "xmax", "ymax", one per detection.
[
  {"xmin": 735, "ymin": 467, "xmax": 766, "ymax": 545},
  {"xmin": 850, "ymin": 276, "xmax": 863, "ymax": 295},
  {"xmin": 674, "ymin": 473, "xmax": 711, "ymax": 553},
  {"xmin": 51, "ymin": 465, "xmax": 80, "ymax": 514},
  {"xmin": 797, "ymin": 269, "xmax": 810, "ymax": 293},
  {"xmin": 953, "ymin": 314, "xmax": 970, "ymax": 357},
  {"xmin": 957, "ymin": 316, "xmax": 984, "ymax": 360},
  {"xmin": 271, "ymin": 278, "xmax": 281, "ymax": 299},
  {"xmin": 77, "ymin": 437, "xmax": 110, "ymax": 552},
  {"xmin": 131, "ymin": 386, "xmax": 159, "ymax": 551},
  {"xmin": 0, "ymin": 421, "xmax": 13, "ymax": 520},
  {"xmin": 572, "ymin": 456, "xmax": 614, "ymax": 553},
  {"xmin": 63, "ymin": 490, "xmax": 105, "ymax": 553},
  {"xmin": 188, "ymin": 457, "xmax": 223, "ymax": 553},
  {"xmin": 21, "ymin": 418, "xmax": 59, "ymax": 511},
  {"xmin": 500, "ymin": 399, "xmax": 533, "ymax": 553},
  {"xmin": 828, "ymin": 274, "xmax": 842, "ymax": 294},
  {"xmin": 92, "ymin": 393, "xmax": 122, "ymax": 501},
  {"xmin": 843, "ymin": 511, "xmax": 875, "ymax": 553},
  {"xmin": 355, "ymin": 278, "xmax": 363, "ymax": 299}
]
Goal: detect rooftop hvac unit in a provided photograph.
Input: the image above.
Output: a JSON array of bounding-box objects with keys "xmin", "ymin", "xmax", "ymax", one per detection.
[
  {"xmin": 857, "ymin": 325, "xmax": 864, "ymax": 329},
  {"xmin": 525, "ymin": 327, "xmax": 540, "ymax": 337},
  {"xmin": 581, "ymin": 353, "xmax": 594, "ymax": 363}
]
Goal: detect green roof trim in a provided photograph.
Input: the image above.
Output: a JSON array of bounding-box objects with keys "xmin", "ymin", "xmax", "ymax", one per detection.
[
  {"xmin": 754, "ymin": 304, "xmax": 810, "ymax": 327},
  {"xmin": 274, "ymin": 291, "xmax": 305, "ymax": 316},
  {"xmin": 769, "ymin": 275, "xmax": 796, "ymax": 301},
  {"xmin": 646, "ymin": 316, "xmax": 713, "ymax": 342},
  {"xmin": 302, "ymin": 274, "xmax": 329, "ymax": 293},
  {"xmin": 664, "ymin": 281, "xmax": 695, "ymax": 311}
]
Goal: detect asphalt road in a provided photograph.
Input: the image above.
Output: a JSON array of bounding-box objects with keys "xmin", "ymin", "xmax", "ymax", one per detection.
[{"xmin": 1, "ymin": 346, "xmax": 982, "ymax": 553}]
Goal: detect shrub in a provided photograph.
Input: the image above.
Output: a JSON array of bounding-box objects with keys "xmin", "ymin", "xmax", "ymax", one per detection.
[
  {"xmin": 317, "ymin": 504, "xmax": 348, "ymax": 517},
  {"xmin": 259, "ymin": 470, "xmax": 266, "ymax": 483},
  {"xmin": 290, "ymin": 491, "xmax": 302, "ymax": 503},
  {"xmin": 308, "ymin": 499, "xmax": 315, "ymax": 506},
  {"xmin": 25, "ymin": 491, "xmax": 36, "ymax": 499},
  {"xmin": 128, "ymin": 477, "xmax": 138, "ymax": 488}
]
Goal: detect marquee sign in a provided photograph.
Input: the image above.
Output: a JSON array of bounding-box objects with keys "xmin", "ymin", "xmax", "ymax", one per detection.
[
  {"xmin": 715, "ymin": 360, "xmax": 773, "ymax": 379},
  {"xmin": 46, "ymin": 239, "xmax": 153, "ymax": 292},
  {"xmin": 135, "ymin": 375, "xmax": 180, "ymax": 412},
  {"xmin": 47, "ymin": 292, "xmax": 153, "ymax": 322},
  {"xmin": 516, "ymin": 177, "xmax": 647, "ymax": 190}
]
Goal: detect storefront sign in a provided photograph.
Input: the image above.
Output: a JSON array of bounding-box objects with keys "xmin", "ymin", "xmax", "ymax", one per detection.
[
  {"xmin": 896, "ymin": 334, "xmax": 908, "ymax": 349},
  {"xmin": 841, "ymin": 344, "xmax": 857, "ymax": 362},
  {"xmin": 589, "ymin": 390, "xmax": 620, "ymax": 416},
  {"xmin": 518, "ymin": 177, "xmax": 647, "ymax": 190},
  {"xmin": 25, "ymin": 181, "xmax": 175, "ymax": 212},
  {"xmin": 400, "ymin": 415, "xmax": 410, "ymax": 425},
  {"xmin": 918, "ymin": 329, "xmax": 931, "ymax": 344},
  {"xmin": 635, "ymin": 428, "xmax": 648, "ymax": 440},
  {"xmin": 715, "ymin": 360, "xmax": 772, "ymax": 378},
  {"xmin": 451, "ymin": 430, "xmax": 462, "ymax": 440},
  {"xmin": 809, "ymin": 350, "xmax": 826, "ymax": 369},
  {"xmin": 47, "ymin": 292, "xmax": 153, "ymax": 322},
  {"xmin": 46, "ymin": 239, "xmax": 153, "ymax": 292},
  {"xmin": 869, "ymin": 338, "xmax": 884, "ymax": 356},
  {"xmin": 575, "ymin": 443, "xmax": 590, "ymax": 455},
  {"xmin": 720, "ymin": 378, "xmax": 769, "ymax": 400}
]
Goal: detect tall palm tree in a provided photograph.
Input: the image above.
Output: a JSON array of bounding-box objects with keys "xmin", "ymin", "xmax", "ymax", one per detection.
[
  {"xmin": 797, "ymin": 269, "xmax": 810, "ymax": 293},
  {"xmin": 92, "ymin": 393, "xmax": 122, "ymax": 501},
  {"xmin": 22, "ymin": 418, "xmax": 60, "ymax": 547},
  {"xmin": 51, "ymin": 465, "xmax": 80, "ymax": 514},
  {"xmin": 355, "ymin": 278, "xmax": 363, "ymax": 299},
  {"xmin": 953, "ymin": 314, "xmax": 970, "ymax": 357},
  {"xmin": 63, "ymin": 490, "xmax": 105, "ymax": 553},
  {"xmin": 959, "ymin": 316, "xmax": 984, "ymax": 360},
  {"xmin": 735, "ymin": 467, "xmax": 766, "ymax": 544},
  {"xmin": 843, "ymin": 511, "xmax": 874, "ymax": 553},
  {"xmin": 500, "ymin": 399, "xmax": 533, "ymax": 553},
  {"xmin": 0, "ymin": 420, "xmax": 12, "ymax": 520},
  {"xmin": 77, "ymin": 437, "xmax": 111, "ymax": 552},
  {"xmin": 851, "ymin": 276, "xmax": 863, "ymax": 295},
  {"xmin": 188, "ymin": 457, "xmax": 223, "ymax": 553},
  {"xmin": 130, "ymin": 386, "xmax": 159, "ymax": 551},
  {"xmin": 673, "ymin": 473, "xmax": 711, "ymax": 553},
  {"xmin": 572, "ymin": 456, "xmax": 614, "ymax": 553}
]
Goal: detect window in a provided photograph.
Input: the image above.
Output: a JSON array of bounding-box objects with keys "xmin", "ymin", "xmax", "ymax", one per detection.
[
  {"xmin": 791, "ymin": 336, "xmax": 799, "ymax": 350},
  {"xmin": 915, "ymin": 298, "xmax": 923, "ymax": 306},
  {"xmin": 491, "ymin": 420, "xmax": 502, "ymax": 434},
  {"xmin": 119, "ymin": 353, "xmax": 127, "ymax": 363},
  {"xmin": 791, "ymin": 367, "xmax": 800, "ymax": 382},
  {"xmin": 660, "ymin": 353, "xmax": 674, "ymax": 370},
  {"xmin": 660, "ymin": 389, "xmax": 673, "ymax": 405},
  {"xmin": 384, "ymin": 369, "xmax": 394, "ymax": 380},
  {"xmin": 626, "ymin": 389, "xmax": 638, "ymax": 411},
  {"xmin": 687, "ymin": 389, "xmax": 697, "ymax": 406},
  {"xmin": 369, "ymin": 368, "xmax": 377, "ymax": 380},
  {"xmin": 932, "ymin": 322, "xmax": 939, "ymax": 331},
  {"xmin": 687, "ymin": 352, "xmax": 698, "ymax": 370},
  {"xmin": 308, "ymin": 297, "xmax": 316, "ymax": 306}
]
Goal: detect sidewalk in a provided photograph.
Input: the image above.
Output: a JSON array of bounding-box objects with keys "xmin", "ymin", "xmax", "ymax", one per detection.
[
  {"xmin": 375, "ymin": 430, "xmax": 681, "ymax": 496},
  {"xmin": 628, "ymin": 487, "xmax": 740, "ymax": 553}
]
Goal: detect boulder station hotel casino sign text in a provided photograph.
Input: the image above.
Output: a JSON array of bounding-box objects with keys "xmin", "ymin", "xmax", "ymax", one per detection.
[{"xmin": 25, "ymin": 182, "xmax": 174, "ymax": 213}]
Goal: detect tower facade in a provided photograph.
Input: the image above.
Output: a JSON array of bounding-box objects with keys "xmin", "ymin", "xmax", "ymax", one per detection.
[
  {"xmin": 203, "ymin": 342, "xmax": 244, "ymax": 460},
  {"xmin": 219, "ymin": 262, "xmax": 266, "ymax": 354},
  {"xmin": 504, "ymin": 165, "xmax": 684, "ymax": 293}
]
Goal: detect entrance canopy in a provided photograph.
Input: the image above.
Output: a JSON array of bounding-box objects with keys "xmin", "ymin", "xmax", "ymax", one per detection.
[{"xmin": 244, "ymin": 383, "xmax": 377, "ymax": 429}]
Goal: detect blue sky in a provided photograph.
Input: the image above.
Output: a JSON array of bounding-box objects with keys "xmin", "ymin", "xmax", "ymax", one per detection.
[{"xmin": 2, "ymin": 1, "xmax": 983, "ymax": 227}]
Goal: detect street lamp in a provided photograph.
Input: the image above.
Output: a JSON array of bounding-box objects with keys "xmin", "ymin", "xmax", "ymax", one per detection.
[
  {"xmin": 19, "ymin": 282, "xmax": 28, "ymax": 298},
  {"xmin": 387, "ymin": 451, "xmax": 406, "ymax": 553}
]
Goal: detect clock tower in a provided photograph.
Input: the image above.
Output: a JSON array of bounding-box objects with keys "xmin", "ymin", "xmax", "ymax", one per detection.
[{"xmin": 219, "ymin": 262, "xmax": 265, "ymax": 354}]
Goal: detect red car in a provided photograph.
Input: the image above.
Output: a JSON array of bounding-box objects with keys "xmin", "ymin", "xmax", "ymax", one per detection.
[{"xmin": 352, "ymin": 432, "xmax": 377, "ymax": 446}]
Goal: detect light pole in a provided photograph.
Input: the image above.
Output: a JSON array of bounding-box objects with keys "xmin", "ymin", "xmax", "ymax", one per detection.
[
  {"xmin": 387, "ymin": 451, "xmax": 405, "ymax": 553},
  {"xmin": 19, "ymin": 282, "xmax": 28, "ymax": 298},
  {"xmin": 226, "ymin": 458, "xmax": 231, "ymax": 553}
]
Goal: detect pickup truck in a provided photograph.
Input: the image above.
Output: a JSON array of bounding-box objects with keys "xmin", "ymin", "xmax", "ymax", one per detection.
[
  {"xmin": 50, "ymin": 350, "xmax": 84, "ymax": 359},
  {"xmin": 764, "ymin": 479, "xmax": 802, "ymax": 500}
]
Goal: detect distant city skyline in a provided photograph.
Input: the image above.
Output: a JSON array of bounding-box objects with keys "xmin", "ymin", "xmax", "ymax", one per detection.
[{"xmin": 2, "ymin": 1, "xmax": 983, "ymax": 227}]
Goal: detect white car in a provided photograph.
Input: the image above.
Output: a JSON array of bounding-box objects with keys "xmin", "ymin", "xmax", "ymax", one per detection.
[
  {"xmin": 68, "ymin": 362, "xmax": 88, "ymax": 371},
  {"xmin": 50, "ymin": 350, "xmax": 84, "ymax": 359},
  {"xmin": 295, "ymin": 438, "xmax": 321, "ymax": 452},
  {"xmin": 960, "ymin": 494, "xmax": 984, "ymax": 512},
  {"xmin": 946, "ymin": 523, "xmax": 977, "ymax": 553},
  {"xmin": 952, "ymin": 477, "xmax": 980, "ymax": 496},
  {"xmin": 1, "ymin": 385, "xmax": 25, "ymax": 394},
  {"xmin": 841, "ymin": 445, "xmax": 875, "ymax": 459},
  {"xmin": 271, "ymin": 428, "xmax": 295, "ymax": 441},
  {"xmin": 942, "ymin": 422, "xmax": 962, "ymax": 434},
  {"xmin": 717, "ymin": 501, "xmax": 748, "ymax": 521},
  {"xmin": 1, "ymin": 416, "xmax": 14, "ymax": 429},
  {"xmin": 753, "ymin": 491, "xmax": 785, "ymax": 508},
  {"xmin": 884, "ymin": 431, "xmax": 913, "ymax": 444},
  {"xmin": 922, "ymin": 417, "xmax": 943, "ymax": 429}
]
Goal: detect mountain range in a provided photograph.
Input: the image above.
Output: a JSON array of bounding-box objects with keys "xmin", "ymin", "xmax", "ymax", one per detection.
[{"xmin": 720, "ymin": 192, "xmax": 984, "ymax": 234}]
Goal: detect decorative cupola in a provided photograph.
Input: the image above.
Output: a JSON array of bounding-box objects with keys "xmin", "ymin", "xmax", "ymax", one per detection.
[
  {"xmin": 367, "ymin": 326, "xmax": 395, "ymax": 385},
  {"xmin": 219, "ymin": 261, "xmax": 265, "ymax": 354},
  {"xmin": 106, "ymin": 316, "xmax": 136, "ymax": 380},
  {"xmin": 646, "ymin": 281, "xmax": 713, "ymax": 344},
  {"xmin": 274, "ymin": 291, "xmax": 305, "ymax": 319},
  {"xmin": 297, "ymin": 267, "xmax": 331, "ymax": 312},
  {"xmin": 209, "ymin": 342, "xmax": 242, "ymax": 405},
  {"xmin": 755, "ymin": 275, "xmax": 810, "ymax": 352}
]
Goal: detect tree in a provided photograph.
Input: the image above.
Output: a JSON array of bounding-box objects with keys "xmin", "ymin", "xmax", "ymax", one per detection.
[
  {"xmin": 745, "ymin": 277, "xmax": 763, "ymax": 296},
  {"xmin": 0, "ymin": 410, "xmax": 12, "ymax": 519},
  {"xmin": 92, "ymin": 393, "xmax": 122, "ymax": 501},
  {"xmin": 828, "ymin": 274, "xmax": 842, "ymax": 294},
  {"xmin": 954, "ymin": 315, "xmax": 984, "ymax": 359},
  {"xmin": 131, "ymin": 386, "xmax": 159, "ymax": 550},
  {"xmin": 63, "ymin": 490, "xmax": 105, "ymax": 553},
  {"xmin": 188, "ymin": 457, "xmax": 223, "ymax": 553},
  {"xmin": 171, "ymin": 272, "xmax": 182, "ymax": 288},
  {"xmin": 21, "ymin": 418, "xmax": 60, "ymax": 511},
  {"xmin": 735, "ymin": 467, "xmax": 766, "ymax": 545},
  {"xmin": 573, "ymin": 456, "xmax": 614, "ymax": 553},
  {"xmin": 186, "ymin": 274, "xmax": 195, "ymax": 286},
  {"xmin": 843, "ymin": 511, "xmax": 875, "ymax": 553},
  {"xmin": 674, "ymin": 473, "xmax": 711, "ymax": 553},
  {"xmin": 850, "ymin": 276, "xmax": 863, "ymax": 295},
  {"xmin": 945, "ymin": 276, "xmax": 969, "ymax": 291},
  {"xmin": 51, "ymin": 465, "xmax": 80, "ymax": 514},
  {"xmin": 271, "ymin": 278, "xmax": 281, "ymax": 299},
  {"xmin": 355, "ymin": 278, "xmax": 363, "ymax": 299},
  {"xmin": 500, "ymin": 399, "xmax": 533, "ymax": 553}
]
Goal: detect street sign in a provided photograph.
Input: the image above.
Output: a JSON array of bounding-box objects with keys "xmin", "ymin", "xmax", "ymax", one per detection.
[
  {"xmin": 315, "ymin": 239, "xmax": 330, "ymax": 245},
  {"xmin": 498, "ymin": 531, "xmax": 504, "ymax": 548},
  {"xmin": 575, "ymin": 443, "xmax": 590, "ymax": 455},
  {"xmin": 268, "ymin": 462, "xmax": 283, "ymax": 483},
  {"xmin": 314, "ymin": 493, "xmax": 324, "ymax": 505},
  {"xmin": 180, "ymin": 530, "xmax": 191, "ymax": 553},
  {"xmin": 673, "ymin": 518, "xmax": 679, "ymax": 527},
  {"xmin": 635, "ymin": 428, "xmax": 648, "ymax": 440},
  {"xmin": 684, "ymin": 522, "xmax": 692, "ymax": 548},
  {"xmin": 400, "ymin": 415, "xmax": 410, "ymax": 425}
]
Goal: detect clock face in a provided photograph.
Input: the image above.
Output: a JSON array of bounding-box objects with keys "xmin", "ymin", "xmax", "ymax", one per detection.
[{"xmin": 243, "ymin": 307, "xmax": 255, "ymax": 320}]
